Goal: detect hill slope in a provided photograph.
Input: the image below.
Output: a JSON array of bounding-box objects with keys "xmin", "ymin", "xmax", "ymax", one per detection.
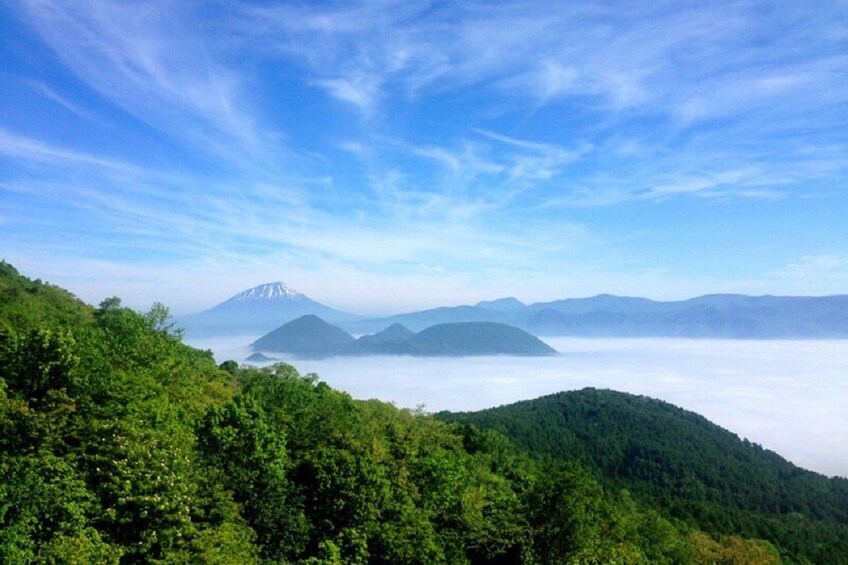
[
  {"xmin": 250, "ymin": 314, "xmax": 355, "ymax": 357},
  {"xmin": 339, "ymin": 323, "xmax": 416, "ymax": 355},
  {"xmin": 439, "ymin": 388, "xmax": 848, "ymax": 562},
  {"xmin": 406, "ymin": 322, "xmax": 557, "ymax": 356}
]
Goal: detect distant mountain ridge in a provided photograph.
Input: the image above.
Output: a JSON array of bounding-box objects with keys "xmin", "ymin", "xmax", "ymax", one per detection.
[
  {"xmin": 181, "ymin": 280, "xmax": 848, "ymax": 339},
  {"xmin": 250, "ymin": 316, "xmax": 556, "ymax": 358},
  {"xmin": 408, "ymin": 322, "xmax": 556, "ymax": 356},
  {"xmin": 343, "ymin": 293, "xmax": 848, "ymax": 338},
  {"xmin": 475, "ymin": 297, "xmax": 526, "ymax": 312},
  {"xmin": 178, "ymin": 282, "xmax": 358, "ymax": 338}
]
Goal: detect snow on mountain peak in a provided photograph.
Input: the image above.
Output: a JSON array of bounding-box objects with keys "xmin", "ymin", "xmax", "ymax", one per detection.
[{"xmin": 233, "ymin": 282, "xmax": 302, "ymax": 301}]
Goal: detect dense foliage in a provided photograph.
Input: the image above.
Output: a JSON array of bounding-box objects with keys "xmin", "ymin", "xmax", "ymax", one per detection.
[
  {"xmin": 0, "ymin": 261, "xmax": 811, "ymax": 563},
  {"xmin": 439, "ymin": 389, "xmax": 848, "ymax": 563}
]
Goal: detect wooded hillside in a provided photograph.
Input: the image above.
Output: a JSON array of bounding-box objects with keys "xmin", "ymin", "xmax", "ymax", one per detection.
[{"xmin": 440, "ymin": 389, "xmax": 848, "ymax": 563}]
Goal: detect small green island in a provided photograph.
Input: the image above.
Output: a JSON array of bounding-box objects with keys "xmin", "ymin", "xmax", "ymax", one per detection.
[
  {"xmin": 245, "ymin": 351, "xmax": 277, "ymax": 363},
  {"xmin": 250, "ymin": 315, "xmax": 558, "ymax": 358}
]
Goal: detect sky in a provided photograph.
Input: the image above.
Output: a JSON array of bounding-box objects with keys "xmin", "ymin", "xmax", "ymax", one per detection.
[{"xmin": 1, "ymin": 0, "xmax": 846, "ymax": 316}]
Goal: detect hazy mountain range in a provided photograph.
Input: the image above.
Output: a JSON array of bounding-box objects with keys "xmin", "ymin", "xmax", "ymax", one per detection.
[
  {"xmin": 179, "ymin": 282, "xmax": 848, "ymax": 339},
  {"xmin": 249, "ymin": 315, "xmax": 557, "ymax": 359}
]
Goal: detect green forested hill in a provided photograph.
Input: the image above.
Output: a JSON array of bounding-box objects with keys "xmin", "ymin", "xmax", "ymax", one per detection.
[
  {"xmin": 0, "ymin": 261, "xmax": 805, "ymax": 563},
  {"xmin": 253, "ymin": 316, "xmax": 556, "ymax": 358},
  {"xmin": 406, "ymin": 322, "xmax": 557, "ymax": 356},
  {"xmin": 439, "ymin": 389, "xmax": 848, "ymax": 564},
  {"xmin": 251, "ymin": 314, "xmax": 356, "ymax": 357}
]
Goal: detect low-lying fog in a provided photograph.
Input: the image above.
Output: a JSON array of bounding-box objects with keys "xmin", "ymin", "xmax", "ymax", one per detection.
[{"xmin": 187, "ymin": 336, "xmax": 848, "ymax": 478}]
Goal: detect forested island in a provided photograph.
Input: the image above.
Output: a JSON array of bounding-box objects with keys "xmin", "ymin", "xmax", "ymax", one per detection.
[
  {"xmin": 250, "ymin": 315, "xmax": 557, "ymax": 358},
  {"xmin": 2, "ymin": 261, "xmax": 846, "ymax": 563}
]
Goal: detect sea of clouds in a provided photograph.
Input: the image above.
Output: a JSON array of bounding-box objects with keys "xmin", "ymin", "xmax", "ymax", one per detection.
[{"xmin": 187, "ymin": 336, "xmax": 848, "ymax": 478}]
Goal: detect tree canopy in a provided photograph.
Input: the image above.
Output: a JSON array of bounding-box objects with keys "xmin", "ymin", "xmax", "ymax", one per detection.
[{"xmin": 439, "ymin": 389, "xmax": 848, "ymax": 563}]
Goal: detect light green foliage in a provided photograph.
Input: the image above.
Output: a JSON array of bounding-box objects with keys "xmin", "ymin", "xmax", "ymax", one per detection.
[
  {"xmin": 85, "ymin": 420, "xmax": 198, "ymax": 559},
  {"xmin": 0, "ymin": 265, "xmax": 248, "ymax": 561},
  {"xmin": 197, "ymin": 394, "xmax": 308, "ymax": 561},
  {"xmin": 688, "ymin": 531, "xmax": 782, "ymax": 564},
  {"xmin": 0, "ymin": 325, "xmax": 79, "ymax": 402},
  {"xmin": 0, "ymin": 453, "xmax": 121, "ymax": 563}
]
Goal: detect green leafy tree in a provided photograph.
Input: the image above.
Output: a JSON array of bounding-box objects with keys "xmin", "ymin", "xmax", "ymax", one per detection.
[
  {"xmin": 198, "ymin": 395, "xmax": 308, "ymax": 561},
  {"xmin": 0, "ymin": 453, "xmax": 121, "ymax": 563},
  {"xmin": 0, "ymin": 325, "xmax": 79, "ymax": 403}
]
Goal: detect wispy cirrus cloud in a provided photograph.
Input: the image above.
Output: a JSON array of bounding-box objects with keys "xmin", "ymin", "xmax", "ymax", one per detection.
[
  {"xmin": 1, "ymin": 132, "xmax": 592, "ymax": 311},
  {"xmin": 234, "ymin": 0, "xmax": 847, "ymax": 206},
  {"xmin": 234, "ymin": 0, "xmax": 847, "ymax": 121},
  {"xmin": 0, "ymin": 128, "xmax": 140, "ymax": 175},
  {"xmin": 9, "ymin": 0, "xmax": 268, "ymax": 167},
  {"xmin": 25, "ymin": 80, "xmax": 98, "ymax": 121},
  {"xmin": 474, "ymin": 130, "xmax": 592, "ymax": 182}
]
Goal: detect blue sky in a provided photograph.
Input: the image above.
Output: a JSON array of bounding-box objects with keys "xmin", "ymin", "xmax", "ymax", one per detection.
[{"xmin": 1, "ymin": 0, "xmax": 846, "ymax": 315}]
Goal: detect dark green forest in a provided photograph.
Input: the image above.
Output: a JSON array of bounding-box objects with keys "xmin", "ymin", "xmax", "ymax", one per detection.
[
  {"xmin": 439, "ymin": 391, "xmax": 848, "ymax": 564},
  {"xmin": 0, "ymin": 261, "xmax": 838, "ymax": 563}
]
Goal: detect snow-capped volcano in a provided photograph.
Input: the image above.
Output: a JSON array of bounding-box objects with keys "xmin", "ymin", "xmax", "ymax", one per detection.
[
  {"xmin": 231, "ymin": 282, "xmax": 302, "ymax": 302},
  {"xmin": 178, "ymin": 281, "xmax": 357, "ymax": 338}
]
